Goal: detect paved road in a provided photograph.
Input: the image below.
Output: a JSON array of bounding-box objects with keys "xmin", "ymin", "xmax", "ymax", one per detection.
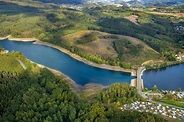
[{"xmin": 16, "ymin": 59, "xmax": 27, "ymax": 70}]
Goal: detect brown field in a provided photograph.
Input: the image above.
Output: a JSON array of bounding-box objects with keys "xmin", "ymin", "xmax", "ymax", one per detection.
[
  {"xmin": 125, "ymin": 15, "xmax": 139, "ymax": 25},
  {"xmin": 63, "ymin": 30, "xmax": 158, "ymax": 57},
  {"xmin": 82, "ymin": 83, "xmax": 105, "ymax": 98},
  {"xmin": 59, "ymin": 30, "xmax": 160, "ymax": 66},
  {"xmin": 147, "ymin": 12, "xmax": 184, "ymax": 18},
  {"xmin": 141, "ymin": 60, "xmax": 164, "ymax": 66},
  {"xmin": 61, "ymin": 30, "xmax": 91, "ymax": 45}
]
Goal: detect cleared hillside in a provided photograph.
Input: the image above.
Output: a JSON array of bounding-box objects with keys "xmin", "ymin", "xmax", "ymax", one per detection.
[{"xmin": 60, "ymin": 30, "xmax": 160, "ymax": 67}]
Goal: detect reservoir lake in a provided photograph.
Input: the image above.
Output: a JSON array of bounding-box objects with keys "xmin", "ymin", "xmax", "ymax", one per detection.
[
  {"xmin": 0, "ymin": 39, "xmax": 132, "ymax": 86},
  {"xmin": 142, "ymin": 64, "xmax": 184, "ymax": 90},
  {"xmin": 0, "ymin": 39, "xmax": 183, "ymax": 90}
]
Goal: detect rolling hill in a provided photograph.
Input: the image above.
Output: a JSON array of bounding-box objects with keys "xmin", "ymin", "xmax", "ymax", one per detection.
[{"xmin": 0, "ymin": 0, "xmax": 183, "ymax": 68}]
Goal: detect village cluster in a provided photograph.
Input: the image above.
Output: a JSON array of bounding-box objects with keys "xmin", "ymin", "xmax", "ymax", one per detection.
[
  {"xmin": 121, "ymin": 101, "xmax": 184, "ymax": 120},
  {"xmin": 162, "ymin": 90, "xmax": 184, "ymax": 99}
]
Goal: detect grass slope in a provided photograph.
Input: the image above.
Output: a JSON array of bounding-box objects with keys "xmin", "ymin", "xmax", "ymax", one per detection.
[
  {"xmin": 0, "ymin": 54, "xmax": 24, "ymax": 73},
  {"xmin": 159, "ymin": 99, "xmax": 184, "ymax": 108},
  {"xmin": 62, "ymin": 30, "xmax": 160, "ymax": 67}
]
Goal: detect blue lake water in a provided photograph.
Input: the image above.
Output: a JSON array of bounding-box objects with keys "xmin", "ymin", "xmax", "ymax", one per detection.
[
  {"xmin": 0, "ymin": 39, "xmax": 183, "ymax": 90},
  {"xmin": 0, "ymin": 39, "xmax": 132, "ymax": 86},
  {"xmin": 142, "ymin": 64, "xmax": 184, "ymax": 90}
]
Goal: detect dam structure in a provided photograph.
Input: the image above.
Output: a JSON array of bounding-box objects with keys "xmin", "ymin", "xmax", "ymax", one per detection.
[{"xmin": 137, "ymin": 66, "xmax": 146, "ymax": 94}]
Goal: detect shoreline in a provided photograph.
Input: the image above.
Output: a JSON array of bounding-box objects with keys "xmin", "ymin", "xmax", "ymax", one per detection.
[
  {"xmin": 2, "ymin": 36, "xmax": 183, "ymax": 90},
  {"xmin": 0, "ymin": 36, "xmax": 9, "ymax": 40},
  {"xmin": 0, "ymin": 35, "xmax": 38, "ymax": 42},
  {"xmin": 0, "ymin": 35, "xmax": 134, "ymax": 87},
  {"xmin": 0, "ymin": 35, "xmax": 134, "ymax": 74},
  {"xmin": 30, "ymin": 60, "xmax": 107, "ymax": 92},
  {"xmin": 28, "ymin": 59, "xmax": 83, "ymax": 90},
  {"xmin": 34, "ymin": 40, "xmax": 133, "ymax": 73}
]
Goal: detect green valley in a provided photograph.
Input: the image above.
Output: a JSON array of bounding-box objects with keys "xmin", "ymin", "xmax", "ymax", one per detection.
[
  {"xmin": 0, "ymin": 0, "xmax": 184, "ymax": 121},
  {"xmin": 0, "ymin": 0, "xmax": 183, "ymax": 69}
]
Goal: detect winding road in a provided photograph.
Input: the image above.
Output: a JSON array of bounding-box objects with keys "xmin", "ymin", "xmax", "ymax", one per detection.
[{"xmin": 16, "ymin": 59, "xmax": 27, "ymax": 70}]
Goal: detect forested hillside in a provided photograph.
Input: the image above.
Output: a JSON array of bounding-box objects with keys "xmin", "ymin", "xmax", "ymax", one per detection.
[
  {"xmin": 0, "ymin": 0, "xmax": 183, "ymax": 121},
  {"xmin": 0, "ymin": 53, "xmax": 168, "ymax": 121},
  {"xmin": 0, "ymin": 0, "xmax": 183, "ymax": 68}
]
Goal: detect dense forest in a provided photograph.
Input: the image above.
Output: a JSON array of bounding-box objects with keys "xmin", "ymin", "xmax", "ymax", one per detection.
[{"xmin": 0, "ymin": 53, "xmax": 168, "ymax": 121}]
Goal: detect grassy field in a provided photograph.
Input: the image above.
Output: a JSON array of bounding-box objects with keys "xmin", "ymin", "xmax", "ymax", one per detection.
[
  {"xmin": 0, "ymin": 52, "xmax": 41, "ymax": 74},
  {"xmin": 159, "ymin": 100, "xmax": 184, "ymax": 108},
  {"xmin": 0, "ymin": 54, "xmax": 24, "ymax": 73}
]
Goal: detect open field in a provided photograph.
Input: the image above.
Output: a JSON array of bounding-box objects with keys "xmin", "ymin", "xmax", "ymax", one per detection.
[
  {"xmin": 125, "ymin": 15, "xmax": 139, "ymax": 25},
  {"xmin": 147, "ymin": 12, "xmax": 184, "ymax": 18}
]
